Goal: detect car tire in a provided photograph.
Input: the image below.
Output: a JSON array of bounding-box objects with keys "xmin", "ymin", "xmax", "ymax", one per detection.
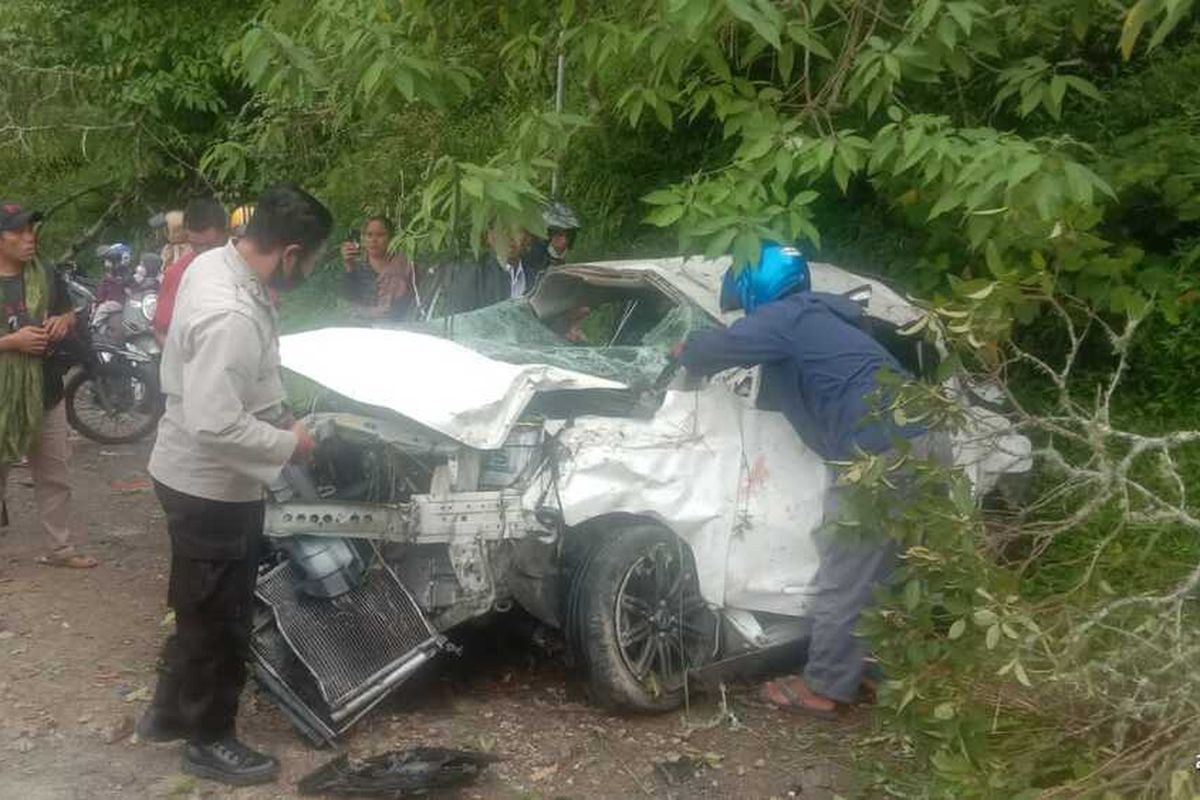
[{"xmin": 566, "ymin": 522, "xmax": 718, "ymax": 712}]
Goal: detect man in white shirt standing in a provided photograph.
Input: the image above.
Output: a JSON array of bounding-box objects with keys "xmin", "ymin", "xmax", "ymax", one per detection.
[{"xmin": 138, "ymin": 184, "xmax": 331, "ymax": 786}]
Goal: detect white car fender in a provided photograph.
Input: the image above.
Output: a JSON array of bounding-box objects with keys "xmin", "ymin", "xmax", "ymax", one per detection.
[{"xmin": 528, "ymin": 385, "xmax": 829, "ymax": 618}]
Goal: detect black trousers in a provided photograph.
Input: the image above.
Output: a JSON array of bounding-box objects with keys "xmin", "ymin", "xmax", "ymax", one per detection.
[{"xmin": 151, "ymin": 481, "xmax": 264, "ymax": 743}]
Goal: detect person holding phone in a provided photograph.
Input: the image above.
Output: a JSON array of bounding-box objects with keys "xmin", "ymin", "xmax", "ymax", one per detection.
[{"xmin": 340, "ymin": 216, "xmax": 414, "ymax": 320}]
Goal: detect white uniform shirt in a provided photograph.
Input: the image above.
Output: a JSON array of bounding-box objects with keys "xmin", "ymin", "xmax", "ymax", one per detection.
[{"xmin": 148, "ymin": 242, "xmax": 296, "ymax": 502}]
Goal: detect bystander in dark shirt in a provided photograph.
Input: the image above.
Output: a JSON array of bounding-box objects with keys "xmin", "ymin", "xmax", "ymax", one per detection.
[{"xmin": 0, "ymin": 262, "xmax": 73, "ymax": 409}]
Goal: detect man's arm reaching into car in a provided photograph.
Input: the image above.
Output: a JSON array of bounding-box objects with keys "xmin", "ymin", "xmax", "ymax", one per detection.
[{"xmin": 676, "ymin": 304, "xmax": 793, "ymax": 377}]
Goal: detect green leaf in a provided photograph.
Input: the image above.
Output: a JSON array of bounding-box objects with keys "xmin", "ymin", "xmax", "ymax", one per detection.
[
  {"xmin": 1033, "ymin": 176, "xmax": 1060, "ymax": 219},
  {"xmin": 785, "ymin": 23, "xmax": 833, "ymax": 60},
  {"xmin": 778, "ymin": 43, "xmax": 794, "ymax": 82},
  {"xmin": 965, "ymin": 280, "xmax": 996, "ymax": 299},
  {"xmin": 652, "ymin": 97, "xmax": 674, "ymax": 129},
  {"xmin": 1012, "ymin": 660, "xmax": 1032, "ymax": 687},
  {"xmin": 927, "ymin": 190, "xmax": 961, "ymax": 221},
  {"xmin": 1018, "ymin": 85, "xmax": 1043, "ymax": 117},
  {"xmin": 739, "ymin": 133, "xmax": 775, "ymax": 162},
  {"xmin": 486, "ymin": 180, "xmax": 523, "ymax": 210},
  {"xmin": 914, "ymin": 0, "xmax": 942, "ymax": 35},
  {"xmin": 866, "ymin": 81, "xmax": 887, "ymax": 118},
  {"xmin": 558, "ymin": 0, "xmax": 576, "ymax": 25},
  {"xmin": 1045, "ymin": 75, "xmax": 1066, "ymax": 120},
  {"xmin": 833, "ymin": 156, "xmax": 851, "ymax": 193},
  {"xmin": 985, "ymin": 241, "xmax": 1004, "ymax": 277},
  {"xmin": 700, "ymin": 44, "xmax": 734, "ymax": 82},
  {"xmin": 1063, "ymin": 75, "xmax": 1104, "ymax": 103},
  {"xmin": 1149, "ymin": 0, "xmax": 1194, "ymax": 49},
  {"xmin": 726, "ymin": 0, "xmax": 782, "ymax": 50},
  {"xmin": 643, "ymin": 188, "xmax": 680, "ymax": 205},
  {"xmin": 985, "ymin": 623, "xmax": 1001, "ymax": 650},
  {"xmin": 1063, "ymin": 161, "xmax": 1095, "ymax": 204},
  {"xmin": 392, "ymin": 68, "xmax": 415, "ymax": 100},
  {"xmin": 903, "ymin": 579, "xmax": 921, "ymax": 611},
  {"xmin": 461, "ymin": 175, "xmax": 485, "ymax": 199},
  {"xmin": 973, "ymin": 609, "xmax": 998, "ymax": 626},
  {"xmin": 644, "ymin": 204, "xmax": 685, "ymax": 227},
  {"xmin": 242, "ymin": 31, "xmax": 272, "ymax": 86},
  {"xmin": 948, "ymin": 618, "xmax": 966, "ymax": 640},
  {"xmin": 361, "ymin": 56, "xmax": 387, "ymax": 99},
  {"xmin": 935, "ymin": 14, "xmax": 959, "ymax": 50},
  {"xmin": 732, "ymin": 228, "xmax": 761, "ymax": 267},
  {"xmin": 883, "ymin": 54, "xmax": 901, "ymax": 82},
  {"xmin": 792, "ymin": 215, "xmax": 821, "ymax": 247},
  {"xmin": 946, "ymin": 1, "xmax": 975, "ymax": 34},
  {"xmin": 704, "ymin": 226, "xmax": 738, "ymax": 258},
  {"xmin": 1007, "ymin": 154, "xmax": 1042, "ymax": 188},
  {"xmin": 1119, "ymin": 0, "xmax": 1155, "ymax": 60}
]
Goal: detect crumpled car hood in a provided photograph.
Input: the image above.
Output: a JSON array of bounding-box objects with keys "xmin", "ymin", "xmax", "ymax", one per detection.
[{"xmin": 279, "ymin": 328, "xmax": 623, "ymax": 450}]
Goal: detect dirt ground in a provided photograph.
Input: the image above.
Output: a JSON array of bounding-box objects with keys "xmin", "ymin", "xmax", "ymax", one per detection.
[{"xmin": 0, "ymin": 436, "xmax": 872, "ymax": 800}]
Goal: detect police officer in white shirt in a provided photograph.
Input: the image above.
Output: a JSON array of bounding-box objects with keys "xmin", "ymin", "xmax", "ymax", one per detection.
[{"xmin": 140, "ymin": 184, "xmax": 332, "ymax": 787}]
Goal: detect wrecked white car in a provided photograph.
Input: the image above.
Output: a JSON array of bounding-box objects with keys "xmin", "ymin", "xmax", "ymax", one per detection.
[{"xmin": 252, "ymin": 256, "xmax": 1032, "ymax": 744}]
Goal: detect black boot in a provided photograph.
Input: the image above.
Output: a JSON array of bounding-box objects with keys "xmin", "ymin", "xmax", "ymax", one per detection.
[{"xmin": 182, "ymin": 736, "xmax": 279, "ymax": 786}]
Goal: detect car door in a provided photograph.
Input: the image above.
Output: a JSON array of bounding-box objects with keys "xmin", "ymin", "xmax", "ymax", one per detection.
[{"xmin": 709, "ymin": 365, "xmax": 831, "ymax": 619}]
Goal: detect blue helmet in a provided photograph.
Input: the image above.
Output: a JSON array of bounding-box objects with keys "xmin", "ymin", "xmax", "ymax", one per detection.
[{"xmin": 719, "ymin": 243, "xmax": 810, "ymax": 313}]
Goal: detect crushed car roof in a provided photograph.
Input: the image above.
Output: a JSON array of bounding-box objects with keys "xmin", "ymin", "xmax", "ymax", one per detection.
[{"xmin": 556, "ymin": 255, "xmax": 922, "ymax": 327}]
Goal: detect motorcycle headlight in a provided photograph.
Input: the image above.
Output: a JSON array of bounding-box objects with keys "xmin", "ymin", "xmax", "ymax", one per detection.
[{"xmin": 140, "ymin": 292, "xmax": 158, "ymax": 321}]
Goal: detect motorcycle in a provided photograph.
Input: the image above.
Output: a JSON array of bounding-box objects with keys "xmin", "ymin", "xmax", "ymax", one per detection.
[{"xmin": 60, "ymin": 260, "xmax": 164, "ymax": 444}]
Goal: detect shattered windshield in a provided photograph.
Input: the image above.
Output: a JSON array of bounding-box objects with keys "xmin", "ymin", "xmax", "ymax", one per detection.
[{"xmin": 407, "ymin": 295, "xmax": 712, "ymax": 387}]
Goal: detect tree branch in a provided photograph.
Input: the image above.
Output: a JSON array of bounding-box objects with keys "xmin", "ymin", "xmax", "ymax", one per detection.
[{"xmin": 57, "ymin": 194, "xmax": 130, "ymax": 263}]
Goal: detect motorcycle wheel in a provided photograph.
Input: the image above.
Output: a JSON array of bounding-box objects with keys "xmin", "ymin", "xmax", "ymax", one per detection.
[{"xmin": 64, "ymin": 361, "xmax": 162, "ymax": 444}]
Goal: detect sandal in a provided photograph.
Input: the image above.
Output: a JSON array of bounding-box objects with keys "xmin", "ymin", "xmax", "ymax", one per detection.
[
  {"xmin": 35, "ymin": 551, "xmax": 98, "ymax": 569},
  {"xmin": 760, "ymin": 677, "xmax": 840, "ymax": 720}
]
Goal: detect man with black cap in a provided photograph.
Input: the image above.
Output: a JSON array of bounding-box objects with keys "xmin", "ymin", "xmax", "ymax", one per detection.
[{"xmin": 0, "ymin": 201, "xmax": 97, "ymax": 569}]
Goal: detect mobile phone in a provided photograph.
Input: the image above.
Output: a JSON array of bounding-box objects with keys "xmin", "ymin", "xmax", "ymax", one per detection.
[{"xmin": 348, "ymin": 229, "xmax": 361, "ymax": 246}]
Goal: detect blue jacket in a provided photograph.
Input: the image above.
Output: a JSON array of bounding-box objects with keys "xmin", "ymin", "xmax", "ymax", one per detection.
[{"xmin": 679, "ymin": 291, "xmax": 924, "ymax": 461}]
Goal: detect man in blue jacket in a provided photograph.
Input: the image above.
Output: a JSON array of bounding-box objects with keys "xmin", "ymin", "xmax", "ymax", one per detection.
[{"xmin": 677, "ymin": 244, "xmax": 945, "ymax": 718}]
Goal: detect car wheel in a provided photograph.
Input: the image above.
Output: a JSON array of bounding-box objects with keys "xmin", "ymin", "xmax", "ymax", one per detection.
[{"xmin": 567, "ymin": 523, "xmax": 718, "ymax": 712}]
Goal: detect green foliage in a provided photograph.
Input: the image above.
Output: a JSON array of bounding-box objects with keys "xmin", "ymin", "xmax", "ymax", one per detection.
[
  {"xmin": 1119, "ymin": 0, "xmax": 1198, "ymax": 59},
  {"xmin": 7, "ymin": 0, "xmax": 1200, "ymax": 795},
  {"xmin": 0, "ymin": 1, "xmax": 254, "ymax": 254},
  {"xmin": 200, "ymin": 0, "xmax": 1196, "ymax": 301}
]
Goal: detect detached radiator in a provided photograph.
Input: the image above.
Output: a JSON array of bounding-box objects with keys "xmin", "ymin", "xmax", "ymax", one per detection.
[{"xmin": 251, "ymin": 559, "xmax": 443, "ymax": 744}]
